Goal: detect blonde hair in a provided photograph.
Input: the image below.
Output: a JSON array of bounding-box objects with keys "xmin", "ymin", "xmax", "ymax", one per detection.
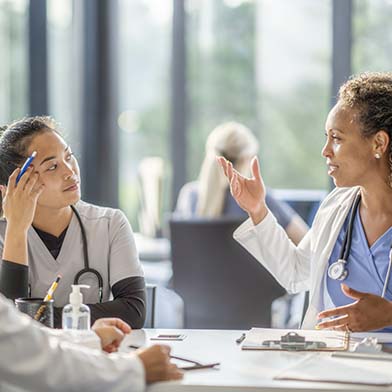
[{"xmin": 197, "ymin": 122, "xmax": 258, "ymax": 217}]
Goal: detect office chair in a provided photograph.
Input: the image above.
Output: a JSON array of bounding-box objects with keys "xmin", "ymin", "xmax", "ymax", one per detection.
[
  {"xmin": 169, "ymin": 218, "xmax": 286, "ymax": 329},
  {"xmin": 144, "ymin": 284, "xmax": 157, "ymax": 328}
]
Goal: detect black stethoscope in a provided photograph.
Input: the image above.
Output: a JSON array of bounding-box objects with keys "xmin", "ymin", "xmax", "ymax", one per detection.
[
  {"xmin": 28, "ymin": 205, "xmax": 104, "ymax": 302},
  {"xmin": 71, "ymin": 205, "xmax": 104, "ymax": 303},
  {"xmin": 327, "ymin": 192, "xmax": 392, "ymax": 298}
]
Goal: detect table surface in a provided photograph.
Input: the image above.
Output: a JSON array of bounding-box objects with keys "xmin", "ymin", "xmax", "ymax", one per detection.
[{"xmin": 120, "ymin": 329, "xmax": 391, "ymax": 392}]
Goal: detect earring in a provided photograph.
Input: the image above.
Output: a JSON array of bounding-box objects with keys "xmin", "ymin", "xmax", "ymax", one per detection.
[{"xmin": 375, "ymin": 153, "xmax": 381, "ymax": 159}]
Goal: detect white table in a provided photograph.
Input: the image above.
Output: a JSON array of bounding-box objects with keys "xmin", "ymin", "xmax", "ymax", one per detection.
[{"xmin": 121, "ymin": 329, "xmax": 391, "ymax": 392}]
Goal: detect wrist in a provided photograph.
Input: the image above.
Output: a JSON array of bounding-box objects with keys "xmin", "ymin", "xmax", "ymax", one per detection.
[
  {"xmin": 6, "ymin": 223, "xmax": 29, "ymax": 236},
  {"xmin": 249, "ymin": 204, "xmax": 268, "ymax": 225}
]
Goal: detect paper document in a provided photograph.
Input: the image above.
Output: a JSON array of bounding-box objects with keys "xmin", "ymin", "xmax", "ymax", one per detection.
[
  {"xmin": 242, "ymin": 328, "xmax": 348, "ymax": 351},
  {"xmin": 275, "ymin": 353, "xmax": 392, "ymax": 386}
]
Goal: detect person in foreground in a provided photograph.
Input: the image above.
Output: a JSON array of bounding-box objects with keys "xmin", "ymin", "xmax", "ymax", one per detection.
[
  {"xmin": 218, "ymin": 72, "xmax": 392, "ymax": 332},
  {"xmin": 0, "ymin": 116, "xmax": 145, "ymax": 328},
  {"xmin": 0, "ymin": 293, "xmax": 182, "ymax": 392}
]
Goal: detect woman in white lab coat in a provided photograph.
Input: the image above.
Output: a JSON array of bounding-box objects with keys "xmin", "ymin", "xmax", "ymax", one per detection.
[{"xmin": 218, "ymin": 72, "xmax": 392, "ymax": 332}]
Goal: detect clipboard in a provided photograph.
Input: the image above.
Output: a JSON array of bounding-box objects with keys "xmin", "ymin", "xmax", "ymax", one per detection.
[{"xmin": 241, "ymin": 328, "xmax": 350, "ymax": 352}]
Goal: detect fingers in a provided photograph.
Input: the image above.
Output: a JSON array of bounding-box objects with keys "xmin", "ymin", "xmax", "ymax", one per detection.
[
  {"xmin": 216, "ymin": 156, "xmax": 227, "ymax": 176},
  {"xmin": 7, "ymin": 168, "xmax": 21, "ymax": 191},
  {"xmin": 15, "ymin": 166, "xmax": 34, "ymax": 190},
  {"xmin": 316, "ymin": 315, "xmax": 349, "ymax": 330},
  {"xmin": 251, "ymin": 156, "xmax": 262, "ymax": 181},
  {"xmin": 24, "ymin": 171, "xmax": 39, "ymax": 194},
  {"xmin": 341, "ymin": 284, "xmax": 366, "ymax": 300},
  {"xmin": 317, "ymin": 303, "xmax": 352, "ymax": 319},
  {"xmin": 94, "ymin": 317, "xmax": 132, "ymax": 334}
]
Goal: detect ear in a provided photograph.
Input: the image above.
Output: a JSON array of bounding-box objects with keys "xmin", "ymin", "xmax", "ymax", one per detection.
[{"xmin": 373, "ymin": 130, "xmax": 390, "ymax": 155}]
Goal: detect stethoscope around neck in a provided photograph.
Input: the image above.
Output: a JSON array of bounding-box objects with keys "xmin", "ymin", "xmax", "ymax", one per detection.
[
  {"xmin": 71, "ymin": 205, "xmax": 104, "ymax": 303},
  {"xmin": 327, "ymin": 192, "xmax": 392, "ymax": 298}
]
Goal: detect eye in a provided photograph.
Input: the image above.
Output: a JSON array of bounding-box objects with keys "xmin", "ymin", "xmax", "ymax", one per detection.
[
  {"xmin": 66, "ymin": 152, "xmax": 74, "ymax": 161},
  {"xmin": 47, "ymin": 164, "xmax": 57, "ymax": 172}
]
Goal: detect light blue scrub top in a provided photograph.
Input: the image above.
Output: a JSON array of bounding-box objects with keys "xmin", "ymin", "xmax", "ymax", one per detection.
[{"xmin": 326, "ymin": 207, "xmax": 392, "ymax": 333}]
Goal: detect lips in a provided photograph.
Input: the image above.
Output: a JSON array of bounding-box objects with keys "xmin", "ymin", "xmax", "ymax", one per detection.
[
  {"xmin": 327, "ymin": 163, "xmax": 338, "ymax": 175},
  {"xmin": 63, "ymin": 182, "xmax": 79, "ymax": 192}
]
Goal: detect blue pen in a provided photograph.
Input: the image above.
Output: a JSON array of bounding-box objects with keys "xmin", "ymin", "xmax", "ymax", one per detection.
[{"xmin": 16, "ymin": 151, "xmax": 37, "ymax": 184}]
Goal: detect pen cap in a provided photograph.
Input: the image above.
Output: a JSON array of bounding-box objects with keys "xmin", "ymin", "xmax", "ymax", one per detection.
[{"xmin": 69, "ymin": 284, "xmax": 90, "ymax": 306}]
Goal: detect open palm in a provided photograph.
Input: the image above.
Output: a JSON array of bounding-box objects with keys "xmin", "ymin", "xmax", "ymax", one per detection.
[{"xmin": 217, "ymin": 156, "xmax": 266, "ymax": 217}]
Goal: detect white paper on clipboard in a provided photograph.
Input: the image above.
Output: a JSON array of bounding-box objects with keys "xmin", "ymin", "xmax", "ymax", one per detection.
[{"xmin": 275, "ymin": 353, "xmax": 392, "ymax": 386}]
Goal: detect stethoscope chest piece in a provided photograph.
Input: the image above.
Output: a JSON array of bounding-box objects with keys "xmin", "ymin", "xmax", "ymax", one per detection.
[{"xmin": 328, "ymin": 259, "xmax": 348, "ymax": 281}]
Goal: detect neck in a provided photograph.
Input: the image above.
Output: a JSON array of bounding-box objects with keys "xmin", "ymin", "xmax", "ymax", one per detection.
[
  {"xmin": 33, "ymin": 205, "xmax": 73, "ymax": 237},
  {"xmin": 360, "ymin": 182, "xmax": 392, "ymax": 216}
]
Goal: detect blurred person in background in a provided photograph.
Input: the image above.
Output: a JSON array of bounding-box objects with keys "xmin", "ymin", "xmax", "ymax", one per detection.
[{"xmin": 176, "ymin": 121, "xmax": 308, "ymax": 245}]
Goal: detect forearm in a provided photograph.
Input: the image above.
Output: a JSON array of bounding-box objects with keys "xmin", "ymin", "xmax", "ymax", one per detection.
[
  {"xmin": 89, "ymin": 277, "xmax": 146, "ymax": 328},
  {"xmin": 2, "ymin": 225, "xmax": 28, "ymax": 265},
  {"xmin": 0, "ymin": 295, "xmax": 145, "ymax": 392},
  {"xmin": 234, "ymin": 211, "xmax": 311, "ymax": 293},
  {"xmin": 0, "ymin": 259, "xmax": 29, "ymax": 299}
]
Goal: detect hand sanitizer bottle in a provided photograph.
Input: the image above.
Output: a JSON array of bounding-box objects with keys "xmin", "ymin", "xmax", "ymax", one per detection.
[{"xmin": 62, "ymin": 284, "xmax": 91, "ymax": 330}]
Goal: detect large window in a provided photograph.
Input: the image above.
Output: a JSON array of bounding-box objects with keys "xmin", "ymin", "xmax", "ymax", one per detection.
[
  {"xmin": 186, "ymin": 0, "xmax": 331, "ymax": 191},
  {"xmin": 118, "ymin": 0, "xmax": 172, "ymax": 230},
  {"xmin": 352, "ymin": 0, "xmax": 392, "ymax": 73},
  {"xmin": 0, "ymin": 0, "xmax": 28, "ymax": 125},
  {"xmin": 47, "ymin": 0, "xmax": 81, "ymax": 155}
]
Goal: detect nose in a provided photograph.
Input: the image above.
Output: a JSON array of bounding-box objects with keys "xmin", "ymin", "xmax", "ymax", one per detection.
[
  {"xmin": 321, "ymin": 138, "xmax": 332, "ymax": 159},
  {"xmin": 63, "ymin": 161, "xmax": 75, "ymax": 180}
]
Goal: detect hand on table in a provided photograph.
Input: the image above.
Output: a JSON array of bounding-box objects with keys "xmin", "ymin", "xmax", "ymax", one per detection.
[
  {"xmin": 137, "ymin": 345, "xmax": 183, "ymax": 384},
  {"xmin": 92, "ymin": 317, "xmax": 131, "ymax": 353},
  {"xmin": 316, "ymin": 284, "xmax": 392, "ymax": 332}
]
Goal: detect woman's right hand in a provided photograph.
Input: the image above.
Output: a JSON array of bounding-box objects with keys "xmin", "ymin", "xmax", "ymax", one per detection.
[
  {"xmin": 217, "ymin": 156, "xmax": 268, "ymax": 225},
  {"xmin": 1, "ymin": 167, "xmax": 44, "ymax": 232},
  {"xmin": 137, "ymin": 345, "xmax": 183, "ymax": 384}
]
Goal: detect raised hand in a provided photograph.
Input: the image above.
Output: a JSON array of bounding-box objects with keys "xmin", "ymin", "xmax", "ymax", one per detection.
[
  {"xmin": 216, "ymin": 156, "xmax": 268, "ymax": 224},
  {"xmin": 1, "ymin": 166, "xmax": 44, "ymax": 232}
]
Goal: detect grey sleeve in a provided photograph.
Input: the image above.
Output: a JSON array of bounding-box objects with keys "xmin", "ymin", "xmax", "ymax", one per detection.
[
  {"xmin": 265, "ymin": 193, "xmax": 296, "ymax": 229},
  {"xmin": 0, "ymin": 260, "xmax": 29, "ymax": 299},
  {"xmin": 0, "ymin": 294, "xmax": 145, "ymax": 392},
  {"xmin": 109, "ymin": 210, "xmax": 144, "ymax": 286}
]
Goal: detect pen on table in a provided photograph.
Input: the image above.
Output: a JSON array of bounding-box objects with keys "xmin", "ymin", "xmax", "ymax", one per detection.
[
  {"xmin": 128, "ymin": 345, "xmax": 202, "ymax": 365},
  {"xmin": 236, "ymin": 333, "xmax": 246, "ymax": 344},
  {"xmin": 34, "ymin": 275, "xmax": 62, "ymax": 321},
  {"xmin": 16, "ymin": 151, "xmax": 37, "ymax": 184}
]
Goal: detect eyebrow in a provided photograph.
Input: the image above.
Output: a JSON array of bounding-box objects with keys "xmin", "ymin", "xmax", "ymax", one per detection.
[
  {"xmin": 326, "ymin": 128, "xmax": 344, "ymax": 134},
  {"xmin": 39, "ymin": 146, "xmax": 70, "ymax": 166}
]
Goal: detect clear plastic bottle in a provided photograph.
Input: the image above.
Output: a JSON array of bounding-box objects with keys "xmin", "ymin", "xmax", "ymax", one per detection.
[{"xmin": 62, "ymin": 284, "xmax": 91, "ymax": 330}]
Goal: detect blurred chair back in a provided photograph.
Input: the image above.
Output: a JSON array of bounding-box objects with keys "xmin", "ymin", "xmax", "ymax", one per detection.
[
  {"xmin": 144, "ymin": 284, "xmax": 157, "ymax": 328},
  {"xmin": 169, "ymin": 218, "xmax": 286, "ymax": 329}
]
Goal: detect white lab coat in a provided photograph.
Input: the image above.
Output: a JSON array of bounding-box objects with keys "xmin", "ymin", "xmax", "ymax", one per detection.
[
  {"xmin": 233, "ymin": 186, "xmax": 358, "ymax": 329},
  {"xmin": 0, "ymin": 294, "xmax": 145, "ymax": 392}
]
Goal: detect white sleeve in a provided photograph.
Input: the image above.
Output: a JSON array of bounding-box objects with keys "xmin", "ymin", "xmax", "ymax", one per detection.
[
  {"xmin": 109, "ymin": 210, "xmax": 144, "ymax": 286},
  {"xmin": 0, "ymin": 294, "xmax": 145, "ymax": 392},
  {"xmin": 233, "ymin": 211, "xmax": 312, "ymax": 294}
]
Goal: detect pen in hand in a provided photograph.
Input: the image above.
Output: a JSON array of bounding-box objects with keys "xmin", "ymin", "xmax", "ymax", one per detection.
[{"xmin": 16, "ymin": 151, "xmax": 37, "ymax": 184}]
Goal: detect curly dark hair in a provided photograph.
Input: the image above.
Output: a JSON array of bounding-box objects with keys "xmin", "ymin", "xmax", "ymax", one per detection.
[{"xmin": 338, "ymin": 72, "xmax": 392, "ymax": 186}]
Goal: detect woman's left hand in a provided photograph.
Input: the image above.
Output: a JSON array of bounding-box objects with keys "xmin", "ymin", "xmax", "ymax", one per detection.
[
  {"xmin": 92, "ymin": 317, "xmax": 132, "ymax": 353},
  {"xmin": 316, "ymin": 284, "xmax": 392, "ymax": 332}
]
